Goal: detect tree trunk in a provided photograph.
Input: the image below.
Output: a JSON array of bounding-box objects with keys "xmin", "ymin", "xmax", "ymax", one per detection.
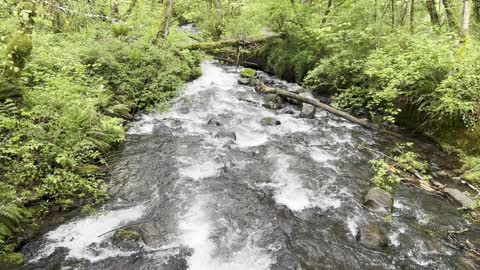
[
  {"xmin": 442, "ymin": 0, "xmax": 458, "ymax": 30},
  {"xmin": 322, "ymin": 0, "xmax": 333, "ymax": 24},
  {"xmin": 459, "ymin": 0, "xmax": 471, "ymax": 59},
  {"xmin": 124, "ymin": 0, "xmax": 138, "ymax": 17},
  {"xmin": 158, "ymin": 0, "xmax": 174, "ymax": 39},
  {"xmin": 256, "ymin": 84, "xmax": 378, "ymax": 130},
  {"xmin": 400, "ymin": 0, "xmax": 410, "ymax": 26},
  {"xmin": 111, "ymin": 0, "xmax": 119, "ymax": 18},
  {"xmin": 410, "ymin": 0, "xmax": 415, "ymax": 33},
  {"xmin": 391, "ymin": 0, "xmax": 395, "ymax": 27},
  {"xmin": 425, "ymin": 0, "xmax": 440, "ymax": 25}
]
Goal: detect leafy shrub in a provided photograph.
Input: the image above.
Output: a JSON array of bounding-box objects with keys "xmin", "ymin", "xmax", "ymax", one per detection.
[
  {"xmin": 112, "ymin": 23, "xmax": 129, "ymax": 37},
  {"xmin": 369, "ymin": 143, "xmax": 430, "ymax": 192}
]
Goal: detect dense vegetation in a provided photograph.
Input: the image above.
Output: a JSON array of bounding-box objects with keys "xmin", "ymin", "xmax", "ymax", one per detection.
[
  {"xmin": 0, "ymin": 0, "xmax": 201, "ymax": 264},
  {"xmin": 1, "ymin": 0, "xmax": 480, "ymax": 266}
]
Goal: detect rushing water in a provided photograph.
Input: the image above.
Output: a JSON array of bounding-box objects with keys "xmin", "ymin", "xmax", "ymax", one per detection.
[{"xmin": 22, "ymin": 62, "xmax": 479, "ymax": 270}]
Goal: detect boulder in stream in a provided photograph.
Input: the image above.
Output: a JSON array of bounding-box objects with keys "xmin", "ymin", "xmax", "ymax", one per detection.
[
  {"xmin": 444, "ymin": 188, "xmax": 475, "ymax": 208},
  {"xmin": 300, "ymin": 103, "xmax": 316, "ymax": 118},
  {"xmin": 357, "ymin": 223, "xmax": 388, "ymax": 249},
  {"xmin": 238, "ymin": 77, "xmax": 252, "ymax": 85},
  {"xmin": 240, "ymin": 68, "xmax": 257, "ymax": 78},
  {"xmin": 364, "ymin": 187, "xmax": 393, "ymax": 213},
  {"xmin": 260, "ymin": 117, "xmax": 281, "ymax": 126},
  {"xmin": 111, "ymin": 229, "xmax": 143, "ymax": 250}
]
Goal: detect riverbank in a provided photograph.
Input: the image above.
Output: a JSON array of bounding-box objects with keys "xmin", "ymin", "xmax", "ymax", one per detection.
[{"xmin": 0, "ymin": 19, "xmax": 201, "ymax": 268}]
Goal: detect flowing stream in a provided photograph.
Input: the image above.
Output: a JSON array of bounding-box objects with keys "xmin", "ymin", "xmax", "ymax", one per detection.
[{"xmin": 22, "ymin": 62, "xmax": 479, "ymax": 270}]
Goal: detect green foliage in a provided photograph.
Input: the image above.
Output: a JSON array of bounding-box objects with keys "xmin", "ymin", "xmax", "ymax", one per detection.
[
  {"xmin": 112, "ymin": 23, "xmax": 129, "ymax": 37},
  {"xmin": 461, "ymin": 156, "xmax": 480, "ymax": 184},
  {"xmin": 0, "ymin": 252, "xmax": 25, "ymax": 267},
  {"xmin": 369, "ymin": 143, "xmax": 430, "ymax": 192},
  {"xmin": 3, "ymin": 32, "xmax": 33, "ymax": 80},
  {"xmin": 369, "ymin": 159, "xmax": 402, "ymax": 192}
]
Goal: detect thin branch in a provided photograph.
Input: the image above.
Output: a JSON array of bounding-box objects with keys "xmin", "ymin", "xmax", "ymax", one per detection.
[{"xmin": 41, "ymin": 1, "xmax": 124, "ymax": 23}]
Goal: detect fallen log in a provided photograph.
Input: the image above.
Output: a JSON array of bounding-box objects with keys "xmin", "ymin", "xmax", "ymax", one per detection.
[
  {"xmin": 256, "ymin": 83, "xmax": 407, "ymax": 139},
  {"xmin": 180, "ymin": 36, "xmax": 274, "ymax": 50},
  {"xmin": 256, "ymin": 84, "xmax": 379, "ymax": 130}
]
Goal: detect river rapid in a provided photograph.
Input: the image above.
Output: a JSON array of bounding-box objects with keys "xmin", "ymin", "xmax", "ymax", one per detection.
[{"xmin": 21, "ymin": 61, "xmax": 479, "ymax": 270}]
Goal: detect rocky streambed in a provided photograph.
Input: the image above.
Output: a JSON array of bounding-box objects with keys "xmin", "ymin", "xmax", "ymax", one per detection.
[{"xmin": 21, "ymin": 61, "xmax": 479, "ymax": 270}]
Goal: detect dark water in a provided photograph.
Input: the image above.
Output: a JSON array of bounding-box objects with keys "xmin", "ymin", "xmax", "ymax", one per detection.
[{"xmin": 21, "ymin": 62, "xmax": 479, "ymax": 270}]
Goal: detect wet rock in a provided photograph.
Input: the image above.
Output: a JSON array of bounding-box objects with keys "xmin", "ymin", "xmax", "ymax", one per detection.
[
  {"xmin": 452, "ymin": 176, "xmax": 463, "ymax": 183},
  {"xmin": 357, "ymin": 223, "xmax": 388, "ymax": 249},
  {"xmin": 178, "ymin": 104, "xmax": 190, "ymax": 114},
  {"xmin": 300, "ymin": 104, "xmax": 316, "ymax": 118},
  {"xmin": 111, "ymin": 229, "xmax": 143, "ymax": 250},
  {"xmin": 444, "ymin": 188, "xmax": 475, "ymax": 208},
  {"xmin": 215, "ymin": 131, "xmax": 237, "ymax": 141},
  {"xmin": 207, "ymin": 118, "xmax": 222, "ymax": 126},
  {"xmin": 260, "ymin": 117, "xmax": 281, "ymax": 126},
  {"xmin": 431, "ymin": 180, "xmax": 446, "ymax": 189},
  {"xmin": 264, "ymin": 95, "xmax": 284, "ymax": 104},
  {"xmin": 364, "ymin": 187, "xmax": 393, "ymax": 213},
  {"xmin": 435, "ymin": 170, "xmax": 450, "ymax": 178},
  {"xmin": 262, "ymin": 103, "xmax": 284, "ymax": 110},
  {"xmin": 278, "ymin": 107, "xmax": 296, "ymax": 114},
  {"xmin": 238, "ymin": 78, "xmax": 251, "ymax": 85}
]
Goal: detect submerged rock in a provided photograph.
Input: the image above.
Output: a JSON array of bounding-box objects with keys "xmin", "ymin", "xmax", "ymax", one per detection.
[
  {"xmin": 357, "ymin": 223, "xmax": 388, "ymax": 249},
  {"xmin": 278, "ymin": 107, "xmax": 296, "ymax": 114},
  {"xmin": 262, "ymin": 103, "xmax": 284, "ymax": 110},
  {"xmin": 238, "ymin": 77, "xmax": 251, "ymax": 85},
  {"xmin": 207, "ymin": 118, "xmax": 222, "ymax": 126},
  {"xmin": 111, "ymin": 229, "xmax": 143, "ymax": 250},
  {"xmin": 215, "ymin": 131, "xmax": 237, "ymax": 141},
  {"xmin": 260, "ymin": 117, "xmax": 281, "ymax": 126},
  {"xmin": 300, "ymin": 103, "xmax": 316, "ymax": 118},
  {"xmin": 444, "ymin": 188, "xmax": 475, "ymax": 208},
  {"xmin": 178, "ymin": 104, "xmax": 191, "ymax": 114},
  {"xmin": 364, "ymin": 187, "xmax": 393, "ymax": 213}
]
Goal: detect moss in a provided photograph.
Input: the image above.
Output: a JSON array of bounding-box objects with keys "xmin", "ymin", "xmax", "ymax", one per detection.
[
  {"xmin": 0, "ymin": 252, "xmax": 25, "ymax": 268},
  {"xmin": 3, "ymin": 32, "xmax": 32, "ymax": 79},
  {"xmin": 112, "ymin": 229, "xmax": 142, "ymax": 244},
  {"xmin": 240, "ymin": 68, "xmax": 256, "ymax": 78}
]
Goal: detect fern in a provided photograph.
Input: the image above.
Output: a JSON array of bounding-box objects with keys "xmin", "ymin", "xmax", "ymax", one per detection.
[
  {"xmin": 0, "ymin": 204, "xmax": 24, "ymax": 241},
  {"xmin": 0, "ymin": 99, "xmax": 19, "ymax": 117}
]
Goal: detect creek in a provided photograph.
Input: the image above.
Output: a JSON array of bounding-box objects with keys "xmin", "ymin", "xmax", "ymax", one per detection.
[{"xmin": 21, "ymin": 61, "xmax": 479, "ymax": 270}]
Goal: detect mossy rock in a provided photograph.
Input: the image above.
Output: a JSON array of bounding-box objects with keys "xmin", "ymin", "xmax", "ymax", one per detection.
[
  {"xmin": 0, "ymin": 252, "xmax": 25, "ymax": 268},
  {"xmin": 112, "ymin": 229, "xmax": 142, "ymax": 249},
  {"xmin": 240, "ymin": 68, "xmax": 257, "ymax": 78}
]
